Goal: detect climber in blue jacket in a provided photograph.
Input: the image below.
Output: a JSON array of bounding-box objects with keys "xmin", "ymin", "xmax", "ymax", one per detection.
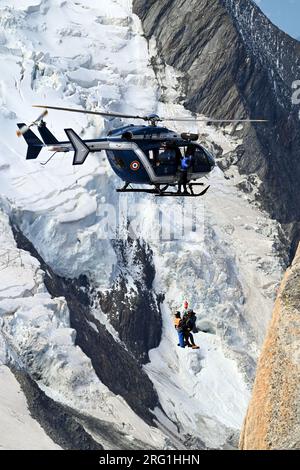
[{"xmin": 174, "ymin": 312, "xmax": 186, "ymax": 348}]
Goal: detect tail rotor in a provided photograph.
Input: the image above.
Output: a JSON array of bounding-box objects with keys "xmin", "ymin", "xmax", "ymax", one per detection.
[{"xmin": 16, "ymin": 109, "xmax": 48, "ymax": 137}]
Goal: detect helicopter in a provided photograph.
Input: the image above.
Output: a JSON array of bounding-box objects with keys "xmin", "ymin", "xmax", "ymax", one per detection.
[{"xmin": 17, "ymin": 105, "xmax": 267, "ymax": 197}]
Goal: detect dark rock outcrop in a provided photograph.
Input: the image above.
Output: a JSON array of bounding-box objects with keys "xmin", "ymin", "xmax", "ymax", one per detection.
[
  {"xmin": 11, "ymin": 365, "xmax": 153, "ymax": 450},
  {"xmin": 11, "ymin": 223, "xmax": 160, "ymax": 425},
  {"xmin": 97, "ymin": 238, "xmax": 162, "ymax": 364},
  {"xmin": 11, "ymin": 366, "xmax": 103, "ymax": 450},
  {"xmin": 133, "ymin": 0, "xmax": 300, "ymax": 258}
]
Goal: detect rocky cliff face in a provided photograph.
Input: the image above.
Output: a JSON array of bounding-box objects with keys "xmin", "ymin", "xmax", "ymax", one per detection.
[
  {"xmin": 133, "ymin": 0, "xmax": 300, "ymax": 258},
  {"xmin": 239, "ymin": 243, "xmax": 300, "ymax": 450}
]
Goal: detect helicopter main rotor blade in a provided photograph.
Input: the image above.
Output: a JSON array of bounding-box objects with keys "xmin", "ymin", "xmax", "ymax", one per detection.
[
  {"xmin": 160, "ymin": 117, "xmax": 268, "ymax": 123},
  {"xmin": 33, "ymin": 105, "xmax": 267, "ymax": 123},
  {"xmin": 33, "ymin": 105, "xmax": 147, "ymax": 121}
]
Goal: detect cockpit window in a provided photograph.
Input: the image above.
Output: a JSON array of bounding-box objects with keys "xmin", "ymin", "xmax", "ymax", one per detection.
[
  {"xmin": 158, "ymin": 147, "xmax": 176, "ymax": 163},
  {"xmin": 148, "ymin": 146, "xmax": 181, "ymax": 167},
  {"xmin": 195, "ymin": 147, "xmax": 208, "ymax": 162},
  {"xmin": 192, "ymin": 146, "xmax": 211, "ymax": 172}
]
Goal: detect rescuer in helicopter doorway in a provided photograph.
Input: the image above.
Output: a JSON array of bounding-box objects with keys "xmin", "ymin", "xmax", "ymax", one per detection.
[{"xmin": 178, "ymin": 145, "xmax": 195, "ymax": 194}]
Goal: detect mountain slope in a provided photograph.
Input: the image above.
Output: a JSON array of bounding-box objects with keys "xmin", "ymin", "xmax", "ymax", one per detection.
[
  {"xmin": 133, "ymin": 0, "xmax": 300, "ymax": 257},
  {"xmin": 0, "ymin": 365, "xmax": 60, "ymax": 450},
  {"xmin": 0, "ymin": 0, "xmax": 285, "ymax": 449}
]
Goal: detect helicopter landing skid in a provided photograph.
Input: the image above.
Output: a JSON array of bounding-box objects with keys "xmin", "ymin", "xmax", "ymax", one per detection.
[
  {"xmin": 116, "ymin": 188, "xmax": 160, "ymax": 194},
  {"xmin": 116, "ymin": 183, "xmax": 210, "ymax": 197},
  {"xmin": 155, "ymin": 185, "xmax": 210, "ymax": 197}
]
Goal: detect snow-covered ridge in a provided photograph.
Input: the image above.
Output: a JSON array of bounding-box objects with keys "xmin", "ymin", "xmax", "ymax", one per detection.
[{"xmin": 0, "ymin": 0, "xmax": 284, "ymax": 449}]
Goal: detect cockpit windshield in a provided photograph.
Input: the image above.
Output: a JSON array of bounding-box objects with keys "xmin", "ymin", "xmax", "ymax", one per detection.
[
  {"xmin": 146, "ymin": 142, "xmax": 214, "ymax": 173},
  {"xmin": 180, "ymin": 144, "xmax": 213, "ymax": 173}
]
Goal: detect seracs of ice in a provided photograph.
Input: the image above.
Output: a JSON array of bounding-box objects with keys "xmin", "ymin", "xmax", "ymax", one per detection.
[
  {"xmin": 0, "ymin": 0, "xmax": 160, "ymax": 284},
  {"xmin": 0, "ymin": 0, "xmax": 284, "ymax": 449}
]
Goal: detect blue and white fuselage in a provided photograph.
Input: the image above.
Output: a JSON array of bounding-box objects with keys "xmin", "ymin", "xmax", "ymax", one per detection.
[{"xmin": 17, "ymin": 121, "xmax": 215, "ymax": 189}]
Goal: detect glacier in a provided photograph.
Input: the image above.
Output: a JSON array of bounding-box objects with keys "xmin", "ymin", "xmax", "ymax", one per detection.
[{"xmin": 0, "ymin": 0, "xmax": 285, "ymax": 449}]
